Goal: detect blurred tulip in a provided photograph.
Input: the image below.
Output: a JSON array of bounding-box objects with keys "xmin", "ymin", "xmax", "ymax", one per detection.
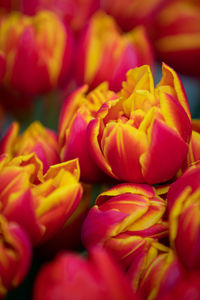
[
  {"xmin": 21, "ymin": 0, "xmax": 100, "ymax": 34},
  {"xmin": 127, "ymin": 240, "xmax": 169, "ymax": 292},
  {"xmin": 0, "ymin": 215, "xmax": 32, "ymax": 299},
  {"xmin": 33, "ymin": 247, "xmax": 136, "ymax": 300},
  {"xmin": 59, "ymin": 82, "xmax": 117, "ymax": 182},
  {"xmin": 88, "ymin": 63, "xmax": 192, "ymax": 184},
  {"xmin": 152, "ymin": 1, "xmax": 200, "ymax": 77},
  {"xmin": 168, "ymin": 163, "xmax": 200, "ymax": 270},
  {"xmin": 0, "ymin": 10, "xmax": 73, "ymax": 95},
  {"xmin": 82, "ymin": 183, "xmax": 168, "ymax": 269},
  {"xmin": 139, "ymin": 250, "xmax": 182, "ymax": 300},
  {"xmin": 0, "ymin": 121, "xmax": 59, "ymax": 173},
  {"xmin": 0, "ymin": 153, "xmax": 82, "ymax": 245},
  {"xmin": 36, "ymin": 183, "xmax": 93, "ymax": 257},
  {"xmin": 182, "ymin": 119, "xmax": 200, "ymax": 170},
  {"xmin": 159, "ymin": 271, "xmax": 200, "ymax": 300},
  {"xmin": 75, "ymin": 11, "xmax": 154, "ymax": 91},
  {"xmin": 101, "ymin": 0, "xmax": 170, "ymax": 31}
]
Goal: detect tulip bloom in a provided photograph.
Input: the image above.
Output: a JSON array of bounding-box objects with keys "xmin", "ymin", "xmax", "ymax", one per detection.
[
  {"xmin": 21, "ymin": 0, "xmax": 100, "ymax": 34},
  {"xmin": 59, "ymin": 82, "xmax": 117, "ymax": 182},
  {"xmin": 182, "ymin": 119, "xmax": 200, "ymax": 170},
  {"xmin": 75, "ymin": 11, "xmax": 154, "ymax": 91},
  {"xmin": 101, "ymin": 0, "xmax": 169, "ymax": 31},
  {"xmin": 0, "ymin": 216, "xmax": 32, "ymax": 299},
  {"xmin": 139, "ymin": 250, "xmax": 182, "ymax": 300},
  {"xmin": 0, "ymin": 10, "xmax": 73, "ymax": 95},
  {"xmin": 82, "ymin": 183, "xmax": 168, "ymax": 269},
  {"xmin": 127, "ymin": 240, "xmax": 169, "ymax": 292},
  {"xmin": 33, "ymin": 247, "xmax": 135, "ymax": 300},
  {"xmin": 88, "ymin": 63, "xmax": 192, "ymax": 184},
  {"xmin": 0, "ymin": 153, "xmax": 82, "ymax": 245},
  {"xmin": 158, "ymin": 272, "xmax": 200, "ymax": 300},
  {"xmin": 168, "ymin": 162, "xmax": 200, "ymax": 270},
  {"xmin": 0, "ymin": 121, "xmax": 59, "ymax": 173},
  {"xmin": 152, "ymin": 1, "xmax": 200, "ymax": 77}
]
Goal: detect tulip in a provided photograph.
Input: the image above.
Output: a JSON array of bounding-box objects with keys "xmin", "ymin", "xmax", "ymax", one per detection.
[
  {"xmin": 0, "ymin": 121, "xmax": 59, "ymax": 173},
  {"xmin": 88, "ymin": 63, "xmax": 192, "ymax": 184},
  {"xmin": 33, "ymin": 247, "xmax": 135, "ymax": 300},
  {"xmin": 82, "ymin": 183, "xmax": 168, "ymax": 269},
  {"xmin": 0, "ymin": 10, "xmax": 73, "ymax": 95},
  {"xmin": 101, "ymin": 0, "xmax": 170, "ymax": 31},
  {"xmin": 75, "ymin": 11, "xmax": 154, "ymax": 91},
  {"xmin": 158, "ymin": 272, "xmax": 200, "ymax": 300},
  {"xmin": 127, "ymin": 240, "xmax": 169, "ymax": 292},
  {"xmin": 152, "ymin": 1, "xmax": 200, "ymax": 77},
  {"xmin": 139, "ymin": 250, "xmax": 182, "ymax": 300},
  {"xmin": 182, "ymin": 119, "xmax": 200, "ymax": 171},
  {"xmin": 36, "ymin": 183, "xmax": 94, "ymax": 257},
  {"xmin": 21, "ymin": 0, "xmax": 100, "ymax": 34},
  {"xmin": 59, "ymin": 82, "xmax": 117, "ymax": 182},
  {"xmin": 0, "ymin": 215, "xmax": 32, "ymax": 299},
  {"xmin": 0, "ymin": 153, "xmax": 82, "ymax": 245},
  {"xmin": 168, "ymin": 162, "xmax": 200, "ymax": 270}
]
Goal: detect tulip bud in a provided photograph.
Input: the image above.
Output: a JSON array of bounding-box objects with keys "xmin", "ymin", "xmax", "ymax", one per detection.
[
  {"xmin": 182, "ymin": 119, "xmax": 200, "ymax": 171},
  {"xmin": 127, "ymin": 240, "xmax": 169, "ymax": 292},
  {"xmin": 0, "ymin": 10, "xmax": 73, "ymax": 95},
  {"xmin": 75, "ymin": 11, "xmax": 154, "ymax": 91},
  {"xmin": 33, "ymin": 247, "xmax": 135, "ymax": 300},
  {"xmin": 0, "ymin": 153, "xmax": 83, "ymax": 245},
  {"xmin": 139, "ymin": 250, "xmax": 182, "ymax": 300},
  {"xmin": 21, "ymin": 0, "xmax": 100, "ymax": 34},
  {"xmin": 168, "ymin": 163, "xmax": 200, "ymax": 270},
  {"xmin": 88, "ymin": 63, "xmax": 192, "ymax": 184},
  {"xmin": 59, "ymin": 82, "xmax": 117, "ymax": 182},
  {"xmin": 101, "ymin": 0, "xmax": 169, "ymax": 31},
  {"xmin": 82, "ymin": 183, "xmax": 168, "ymax": 269},
  {"xmin": 152, "ymin": 1, "xmax": 200, "ymax": 77},
  {"xmin": 0, "ymin": 216, "xmax": 32, "ymax": 299},
  {"xmin": 0, "ymin": 121, "xmax": 59, "ymax": 174}
]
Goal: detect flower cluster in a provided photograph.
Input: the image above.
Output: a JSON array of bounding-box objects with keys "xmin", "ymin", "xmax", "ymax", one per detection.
[{"xmin": 0, "ymin": 0, "xmax": 200, "ymax": 299}]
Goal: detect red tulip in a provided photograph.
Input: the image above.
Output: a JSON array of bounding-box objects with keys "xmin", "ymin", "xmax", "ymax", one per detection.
[
  {"xmin": 33, "ymin": 247, "xmax": 136, "ymax": 300},
  {"xmin": 152, "ymin": 0, "xmax": 200, "ymax": 77},
  {"xmin": 82, "ymin": 183, "xmax": 168, "ymax": 269},
  {"xmin": 0, "ymin": 216, "xmax": 32, "ymax": 299},
  {"xmin": 0, "ymin": 10, "xmax": 73, "ymax": 95},
  {"xmin": 168, "ymin": 162, "xmax": 200, "ymax": 270},
  {"xmin": 59, "ymin": 82, "xmax": 117, "ymax": 182},
  {"xmin": 0, "ymin": 121, "xmax": 59, "ymax": 174},
  {"xmin": 75, "ymin": 11, "xmax": 154, "ymax": 91},
  {"xmin": 88, "ymin": 63, "xmax": 191, "ymax": 184}
]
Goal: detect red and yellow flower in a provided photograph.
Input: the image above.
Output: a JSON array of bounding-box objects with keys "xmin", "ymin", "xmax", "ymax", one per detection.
[
  {"xmin": 168, "ymin": 162, "xmax": 200, "ymax": 270},
  {"xmin": 88, "ymin": 63, "xmax": 192, "ymax": 184},
  {"xmin": 21, "ymin": 0, "xmax": 100, "ymax": 34},
  {"xmin": 152, "ymin": 0, "xmax": 200, "ymax": 77},
  {"xmin": 0, "ymin": 10, "xmax": 73, "ymax": 95},
  {"xmin": 75, "ymin": 11, "xmax": 154, "ymax": 91},
  {"xmin": 0, "ymin": 121, "xmax": 59, "ymax": 173},
  {"xmin": 33, "ymin": 247, "xmax": 135, "ymax": 300},
  {"xmin": 59, "ymin": 82, "xmax": 117, "ymax": 182},
  {"xmin": 101, "ymin": 0, "xmax": 170, "ymax": 31},
  {"xmin": 0, "ymin": 153, "xmax": 82, "ymax": 245},
  {"xmin": 82, "ymin": 183, "xmax": 168, "ymax": 268},
  {"xmin": 0, "ymin": 216, "xmax": 32, "ymax": 299},
  {"xmin": 139, "ymin": 250, "xmax": 182, "ymax": 300}
]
